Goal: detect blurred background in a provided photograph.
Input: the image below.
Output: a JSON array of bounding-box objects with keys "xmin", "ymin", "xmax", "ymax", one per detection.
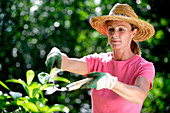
[{"xmin": 0, "ymin": 0, "xmax": 169, "ymax": 112}]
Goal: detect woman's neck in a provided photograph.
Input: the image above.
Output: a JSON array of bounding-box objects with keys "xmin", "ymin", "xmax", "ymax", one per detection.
[{"xmin": 112, "ymin": 49, "xmax": 135, "ymax": 61}]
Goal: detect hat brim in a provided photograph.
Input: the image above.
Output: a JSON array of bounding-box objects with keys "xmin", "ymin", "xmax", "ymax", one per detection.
[{"xmin": 90, "ymin": 15, "xmax": 155, "ymax": 42}]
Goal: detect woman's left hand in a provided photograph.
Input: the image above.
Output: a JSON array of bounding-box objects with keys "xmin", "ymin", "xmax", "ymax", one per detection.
[{"xmin": 81, "ymin": 72, "xmax": 118, "ymax": 90}]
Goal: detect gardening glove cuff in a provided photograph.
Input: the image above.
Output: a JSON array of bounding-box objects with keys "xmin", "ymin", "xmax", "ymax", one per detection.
[
  {"xmin": 45, "ymin": 47, "xmax": 62, "ymax": 72},
  {"xmin": 81, "ymin": 72, "xmax": 118, "ymax": 90},
  {"xmin": 97, "ymin": 73, "xmax": 118, "ymax": 90}
]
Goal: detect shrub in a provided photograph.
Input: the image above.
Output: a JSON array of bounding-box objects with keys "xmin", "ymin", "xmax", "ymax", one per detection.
[{"xmin": 0, "ymin": 69, "xmax": 70, "ymax": 113}]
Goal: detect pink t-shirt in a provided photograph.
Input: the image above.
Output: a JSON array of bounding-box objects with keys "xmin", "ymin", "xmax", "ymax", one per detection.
[{"xmin": 84, "ymin": 52, "xmax": 155, "ymax": 113}]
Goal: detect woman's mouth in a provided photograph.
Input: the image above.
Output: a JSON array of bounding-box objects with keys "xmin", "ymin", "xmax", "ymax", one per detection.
[{"xmin": 112, "ymin": 40, "xmax": 120, "ymax": 43}]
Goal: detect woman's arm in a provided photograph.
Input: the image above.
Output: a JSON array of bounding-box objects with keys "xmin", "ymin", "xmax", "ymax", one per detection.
[
  {"xmin": 61, "ymin": 53, "xmax": 89, "ymax": 75},
  {"xmin": 112, "ymin": 76, "xmax": 150, "ymax": 104}
]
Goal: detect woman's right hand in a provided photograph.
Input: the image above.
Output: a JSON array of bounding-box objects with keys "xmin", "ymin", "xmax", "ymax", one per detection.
[
  {"xmin": 45, "ymin": 47, "xmax": 62, "ymax": 72},
  {"xmin": 45, "ymin": 47, "xmax": 89, "ymax": 75}
]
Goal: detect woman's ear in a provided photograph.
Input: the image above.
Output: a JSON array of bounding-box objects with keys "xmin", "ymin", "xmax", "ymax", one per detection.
[{"xmin": 132, "ymin": 28, "xmax": 138, "ymax": 38}]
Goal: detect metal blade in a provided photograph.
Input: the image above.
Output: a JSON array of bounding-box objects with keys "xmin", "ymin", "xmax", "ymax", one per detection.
[{"xmin": 45, "ymin": 87, "xmax": 68, "ymax": 95}]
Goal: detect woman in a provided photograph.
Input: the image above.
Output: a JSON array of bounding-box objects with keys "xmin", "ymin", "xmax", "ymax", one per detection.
[{"xmin": 45, "ymin": 3, "xmax": 155, "ymax": 113}]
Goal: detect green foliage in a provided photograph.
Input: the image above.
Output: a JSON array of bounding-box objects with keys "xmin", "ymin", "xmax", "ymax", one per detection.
[
  {"xmin": 26, "ymin": 70, "xmax": 35, "ymax": 85},
  {"xmin": 53, "ymin": 77, "xmax": 70, "ymax": 83},
  {"xmin": 0, "ymin": 81, "xmax": 11, "ymax": 91},
  {"xmin": 0, "ymin": 0, "xmax": 169, "ymax": 112},
  {"xmin": 0, "ymin": 70, "xmax": 70, "ymax": 112}
]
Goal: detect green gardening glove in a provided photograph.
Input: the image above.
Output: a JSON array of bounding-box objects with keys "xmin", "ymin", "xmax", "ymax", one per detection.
[
  {"xmin": 81, "ymin": 72, "xmax": 118, "ymax": 90},
  {"xmin": 45, "ymin": 47, "xmax": 62, "ymax": 72}
]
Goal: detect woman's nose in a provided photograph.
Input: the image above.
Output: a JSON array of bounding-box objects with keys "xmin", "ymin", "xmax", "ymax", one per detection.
[{"xmin": 112, "ymin": 30, "xmax": 118, "ymax": 38}]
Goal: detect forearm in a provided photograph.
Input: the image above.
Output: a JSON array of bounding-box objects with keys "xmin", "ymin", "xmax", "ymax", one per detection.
[
  {"xmin": 61, "ymin": 54, "xmax": 89, "ymax": 75},
  {"xmin": 112, "ymin": 81, "xmax": 148, "ymax": 104}
]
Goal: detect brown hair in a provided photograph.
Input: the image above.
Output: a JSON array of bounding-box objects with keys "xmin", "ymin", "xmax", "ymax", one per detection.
[
  {"xmin": 131, "ymin": 40, "xmax": 140, "ymax": 55},
  {"xmin": 130, "ymin": 24, "xmax": 141, "ymax": 55}
]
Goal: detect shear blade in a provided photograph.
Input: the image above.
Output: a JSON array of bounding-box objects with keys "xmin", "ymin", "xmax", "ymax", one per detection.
[{"xmin": 45, "ymin": 87, "xmax": 67, "ymax": 95}]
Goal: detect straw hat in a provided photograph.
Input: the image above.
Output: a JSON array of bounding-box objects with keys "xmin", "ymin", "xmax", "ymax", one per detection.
[{"xmin": 90, "ymin": 3, "xmax": 155, "ymax": 42}]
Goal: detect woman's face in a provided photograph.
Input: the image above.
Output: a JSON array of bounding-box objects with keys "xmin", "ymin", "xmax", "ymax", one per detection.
[{"xmin": 107, "ymin": 20, "xmax": 137, "ymax": 50}]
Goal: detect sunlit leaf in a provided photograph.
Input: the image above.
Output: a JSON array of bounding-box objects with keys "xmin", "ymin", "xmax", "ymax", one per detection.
[
  {"xmin": 32, "ymin": 88, "xmax": 40, "ymax": 98},
  {"xmin": 23, "ymin": 101, "xmax": 39, "ymax": 112},
  {"xmin": 39, "ymin": 105, "xmax": 49, "ymax": 112},
  {"xmin": 38, "ymin": 96, "xmax": 48, "ymax": 105},
  {"xmin": 41, "ymin": 84, "xmax": 55, "ymax": 91},
  {"xmin": 27, "ymin": 82, "xmax": 41, "ymax": 97},
  {"xmin": 6, "ymin": 79, "xmax": 27, "ymax": 86},
  {"xmin": 9, "ymin": 91, "xmax": 22, "ymax": 99},
  {"xmin": 6, "ymin": 79, "xmax": 29, "ymax": 95},
  {"xmin": 46, "ymin": 104, "xmax": 69, "ymax": 112},
  {"xmin": 17, "ymin": 97, "xmax": 28, "ymax": 102},
  {"xmin": 26, "ymin": 70, "xmax": 35, "ymax": 86},
  {"xmin": 38, "ymin": 72, "xmax": 50, "ymax": 84},
  {"xmin": 53, "ymin": 77, "xmax": 70, "ymax": 83},
  {"xmin": 36, "ymin": 101, "xmax": 49, "ymax": 112},
  {"xmin": 0, "ymin": 81, "xmax": 11, "ymax": 91},
  {"xmin": 28, "ymin": 82, "xmax": 41, "ymax": 90},
  {"xmin": 27, "ymin": 82, "xmax": 40, "ymax": 98},
  {"xmin": 16, "ymin": 99, "xmax": 25, "ymax": 106},
  {"xmin": 50, "ymin": 68, "xmax": 62, "ymax": 76}
]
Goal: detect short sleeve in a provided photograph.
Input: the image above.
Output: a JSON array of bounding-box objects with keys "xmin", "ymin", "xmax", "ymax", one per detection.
[
  {"xmin": 82, "ymin": 53, "xmax": 104, "ymax": 74},
  {"xmin": 138, "ymin": 62, "xmax": 155, "ymax": 89}
]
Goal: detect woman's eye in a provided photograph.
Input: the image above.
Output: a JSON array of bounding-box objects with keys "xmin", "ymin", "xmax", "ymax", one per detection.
[
  {"xmin": 119, "ymin": 27, "xmax": 126, "ymax": 32},
  {"xmin": 119, "ymin": 28, "xmax": 124, "ymax": 31}
]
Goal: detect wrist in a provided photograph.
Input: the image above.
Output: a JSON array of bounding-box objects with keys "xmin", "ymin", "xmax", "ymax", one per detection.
[
  {"xmin": 106, "ymin": 74, "xmax": 118, "ymax": 89},
  {"xmin": 61, "ymin": 53, "xmax": 69, "ymax": 71},
  {"xmin": 109, "ymin": 76, "xmax": 118, "ymax": 89},
  {"xmin": 96, "ymin": 73, "xmax": 118, "ymax": 90}
]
